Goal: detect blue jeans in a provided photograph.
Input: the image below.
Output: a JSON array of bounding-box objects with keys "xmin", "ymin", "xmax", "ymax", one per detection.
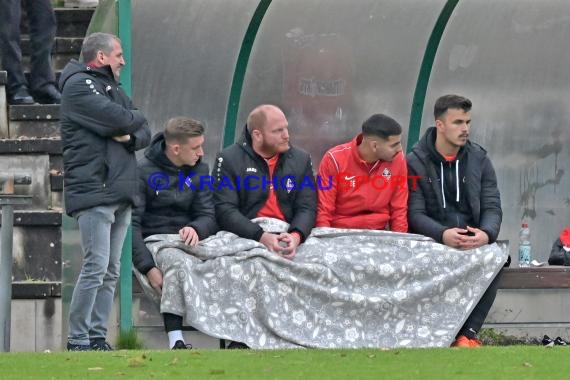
[{"xmin": 67, "ymin": 203, "xmax": 131, "ymax": 345}]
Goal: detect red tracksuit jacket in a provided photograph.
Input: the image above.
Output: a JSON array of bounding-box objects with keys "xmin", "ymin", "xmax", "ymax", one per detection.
[{"xmin": 316, "ymin": 134, "xmax": 408, "ymax": 232}]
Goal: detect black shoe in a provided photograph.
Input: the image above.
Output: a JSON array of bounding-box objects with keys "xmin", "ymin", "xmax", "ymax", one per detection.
[
  {"xmin": 67, "ymin": 342, "xmax": 92, "ymax": 351},
  {"xmin": 32, "ymin": 84, "xmax": 61, "ymax": 104},
  {"xmin": 8, "ymin": 86, "xmax": 35, "ymax": 105},
  {"xmin": 172, "ymin": 340, "xmax": 192, "ymax": 350},
  {"xmin": 554, "ymin": 337, "xmax": 568, "ymax": 346},
  {"xmin": 542, "ymin": 335, "xmax": 554, "ymax": 347},
  {"xmin": 90, "ymin": 338, "xmax": 113, "ymax": 351},
  {"xmin": 226, "ymin": 341, "xmax": 250, "ymax": 349}
]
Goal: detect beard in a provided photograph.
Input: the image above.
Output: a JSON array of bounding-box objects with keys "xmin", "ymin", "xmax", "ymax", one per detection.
[{"xmin": 260, "ymin": 140, "xmax": 289, "ymax": 156}]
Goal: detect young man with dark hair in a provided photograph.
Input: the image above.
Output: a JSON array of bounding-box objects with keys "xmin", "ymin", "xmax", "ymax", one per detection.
[
  {"xmin": 132, "ymin": 117, "xmax": 217, "ymax": 349},
  {"xmin": 316, "ymin": 113, "xmax": 408, "ymax": 232},
  {"xmin": 407, "ymin": 94, "xmax": 503, "ymax": 347}
]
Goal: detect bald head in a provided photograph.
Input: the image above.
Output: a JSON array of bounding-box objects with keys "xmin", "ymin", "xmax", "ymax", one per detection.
[
  {"xmin": 246, "ymin": 105, "xmax": 290, "ymax": 157},
  {"xmin": 247, "ymin": 105, "xmax": 285, "ymax": 133}
]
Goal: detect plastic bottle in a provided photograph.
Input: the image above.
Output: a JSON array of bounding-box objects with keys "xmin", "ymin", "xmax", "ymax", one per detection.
[{"xmin": 518, "ymin": 222, "xmax": 532, "ymax": 267}]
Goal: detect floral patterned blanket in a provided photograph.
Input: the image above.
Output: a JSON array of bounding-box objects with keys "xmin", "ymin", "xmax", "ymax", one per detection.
[{"xmin": 136, "ymin": 218, "xmax": 507, "ymax": 348}]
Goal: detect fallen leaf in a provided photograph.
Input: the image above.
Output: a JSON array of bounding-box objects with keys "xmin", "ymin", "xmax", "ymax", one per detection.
[{"xmin": 523, "ymin": 362, "xmax": 533, "ymax": 368}]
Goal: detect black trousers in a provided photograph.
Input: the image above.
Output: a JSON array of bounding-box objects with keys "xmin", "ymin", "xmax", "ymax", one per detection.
[
  {"xmin": 458, "ymin": 268, "xmax": 503, "ymax": 338},
  {"xmin": 163, "ymin": 313, "xmax": 183, "ymax": 333},
  {"xmin": 0, "ymin": 0, "xmax": 56, "ymax": 95}
]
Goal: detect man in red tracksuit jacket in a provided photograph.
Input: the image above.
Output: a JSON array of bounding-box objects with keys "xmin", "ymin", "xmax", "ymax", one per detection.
[{"xmin": 316, "ymin": 114, "xmax": 408, "ymax": 232}]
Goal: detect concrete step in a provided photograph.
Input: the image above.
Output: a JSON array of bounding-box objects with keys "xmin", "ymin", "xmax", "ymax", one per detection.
[
  {"xmin": 0, "ymin": 138, "xmax": 61, "ymax": 155},
  {"xmin": 0, "ymin": 210, "xmax": 62, "ymax": 282},
  {"xmin": 21, "ymin": 46, "xmax": 77, "ymax": 72},
  {"xmin": 0, "ymin": 210, "xmax": 62, "ymax": 227},
  {"xmin": 7, "ymin": 104, "xmax": 60, "ymax": 139},
  {"xmin": 19, "ymin": 7, "xmax": 94, "ymax": 38},
  {"xmin": 12, "ymin": 281, "xmax": 61, "ymax": 299},
  {"xmin": 20, "ymin": 37, "xmax": 83, "ymax": 57}
]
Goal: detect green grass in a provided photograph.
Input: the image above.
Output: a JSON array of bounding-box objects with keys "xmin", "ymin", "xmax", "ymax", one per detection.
[
  {"xmin": 116, "ymin": 328, "xmax": 145, "ymax": 350},
  {"xmin": 1, "ymin": 346, "xmax": 569, "ymax": 379}
]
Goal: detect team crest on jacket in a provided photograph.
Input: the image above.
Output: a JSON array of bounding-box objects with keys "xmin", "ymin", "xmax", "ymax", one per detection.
[{"xmin": 382, "ymin": 167, "xmax": 391, "ymax": 179}]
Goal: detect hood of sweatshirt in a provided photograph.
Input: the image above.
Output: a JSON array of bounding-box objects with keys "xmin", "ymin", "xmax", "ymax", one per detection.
[{"xmin": 412, "ymin": 127, "xmax": 472, "ymax": 210}]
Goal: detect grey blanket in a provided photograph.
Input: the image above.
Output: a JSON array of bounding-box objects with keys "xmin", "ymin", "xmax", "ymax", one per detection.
[{"xmin": 137, "ymin": 218, "xmax": 507, "ymax": 349}]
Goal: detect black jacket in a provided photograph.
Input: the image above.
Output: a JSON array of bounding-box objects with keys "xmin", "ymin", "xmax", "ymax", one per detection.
[
  {"xmin": 406, "ymin": 127, "xmax": 502, "ymax": 243},
  {"xmin": 548, "ymin": 238, "xmax": 570, "ymax": 265},
  {"xmin": 132, "ymin": 133, "xmax": 217, "ymax": 274},
  {"xmin": 60, "ymin": 59, "xmax": 150, "ymax": 216},
  {"xmin": 212, "ymin": 126, "xmax": 317, "ymax": 241}
]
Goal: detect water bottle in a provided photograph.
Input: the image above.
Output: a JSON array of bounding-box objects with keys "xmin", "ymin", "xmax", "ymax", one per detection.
[{"xmin": 518, "ymin": 222, "xmax": 532, "ymax": 267}]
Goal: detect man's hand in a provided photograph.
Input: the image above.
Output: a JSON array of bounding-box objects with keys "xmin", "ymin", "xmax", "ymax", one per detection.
[
  {"xmin": 442, "ymin": 227, "xmax": 489, "ymax": 250},
  {"xmin": 277, "ymin": 232, "xmax": 300, "ymax": 260},
  {"xmin": 442, "ymin": 228, "xmax": 469, "ymax": 249},
  {"xmin": 179, "ymin": 226, "xmax": 199, "ymax": 246},
  {"xmin": 146, "ymin": 267, "xmax": 163, "ymax": 295},
  {"xmin": 113, "ymin": 134, "xmax": 131, "ymax": 143},
  {"xmin": 260, "ymin": 232, "xmax": 301, "ymax": 260},
  {"xmin": 260, "ymin": 232, "xmax": 282, "ymax": 253},
  {"xmin": 462, "ymin": 226, "xmax": 489, "ymax": 249}
]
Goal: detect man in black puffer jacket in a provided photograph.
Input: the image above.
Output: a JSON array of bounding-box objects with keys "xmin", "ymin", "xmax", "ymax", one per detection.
[
  {"xmin": 213, "ymin": 104, "xmax": 316, "ymax": 260},
  {"xmin": 133, "ymin": 117, "xmax": 217, "ymax": 349},
  {"xmin": 60, "ymin": 33, "xmax": 150, "ymax": 351},
  {"xmin": 407, "ymin": 94, "xmax": 503, "ymax": 348}
]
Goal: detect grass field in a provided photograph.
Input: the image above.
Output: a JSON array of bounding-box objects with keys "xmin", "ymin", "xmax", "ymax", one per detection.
[{"xmin": 1, "ymin": 346, "xmax": 569, "ymax": 379}]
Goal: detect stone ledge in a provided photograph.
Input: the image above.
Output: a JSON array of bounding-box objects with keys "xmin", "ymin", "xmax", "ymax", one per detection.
[
  {"xmin": 0, "ymin": 210, "xmax": 62, "ymax": 226},
  {"xmin": 499, "ymin": 267, "xmax": 570, "ymax": 289},
  {"xmin": 20, "ymin": 37, "xmax": 83, "ymax": 56},
  {"xmin": 0, "ymin": 138, "xmax": 61, "ymax": 154},
  {"xmin": 9, "ymin": 104, "xmax": 60, "ymax": 121},
  {"xmin": 54, "ymin": 7, "xmax": 95, "ymax": 22},
  {"xmin": 12, "ymin": 282, "xmax": 61, "ymax": 299}
]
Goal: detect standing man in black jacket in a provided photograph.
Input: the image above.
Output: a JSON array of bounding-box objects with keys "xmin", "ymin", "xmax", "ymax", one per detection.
[
  {"xmin": 60, "ymin": 32, "xmax": 150, "ymax": 351},
  {"xmin": 132, "ymin": 117, "xmax": 217, "ymax": 349},
  {"xmin": 407, "ymin": 94, "xmax": 503, "ymax": 348},
  {"xmin": 213, "ymin": 104, "xmax": 316, "ymax": 260}
]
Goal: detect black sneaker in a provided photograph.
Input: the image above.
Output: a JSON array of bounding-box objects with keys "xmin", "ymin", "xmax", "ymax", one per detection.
[
  {"xmin": 226, "ymin": 341, "xmax": 250, "ymax": 349},
  {"xmin": 8, "ymin": 85, "xmax": 35, "ymax": 105},
  {"xmin": 67, "ymin": 342, "xmax": 91, "ymax": 351},
  {"xmin": 172, "ymin": 340, "xmax": 192, "ymax": 350},
  {"xmin": 90, "ymin": 339, "xmax": 113, "ymax": 351},
  {"xmin": 554, "ymin": 337, "xmax": 569, "ymax": 346},
  {"xmin": 542, "ymin": 335, "xmax": 554, "ymax": 347}
]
